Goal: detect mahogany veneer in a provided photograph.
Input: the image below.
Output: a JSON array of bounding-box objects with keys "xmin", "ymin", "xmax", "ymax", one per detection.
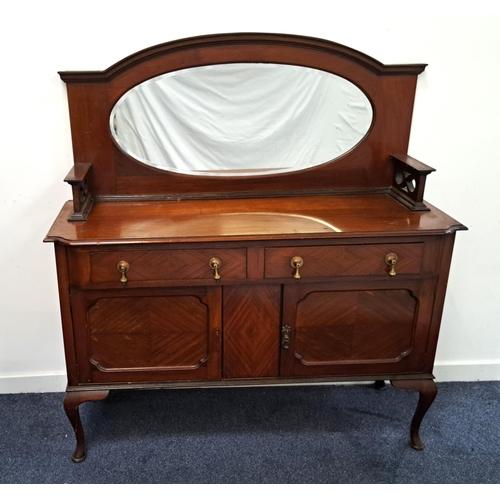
[{"xmin": 46, "ymin": 33, "xmax": 466, "ymax": 462}]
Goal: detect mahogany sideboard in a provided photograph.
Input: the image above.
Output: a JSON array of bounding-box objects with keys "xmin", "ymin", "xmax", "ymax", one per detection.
[{"xmin": 45, "ymin": 33, "xmax": 466, "ymax": 462}]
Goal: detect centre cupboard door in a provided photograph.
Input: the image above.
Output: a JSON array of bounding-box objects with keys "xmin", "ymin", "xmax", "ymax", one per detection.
[{"xmin": 279, "ymin": 280, "xmax": 437, "ymax": 378}]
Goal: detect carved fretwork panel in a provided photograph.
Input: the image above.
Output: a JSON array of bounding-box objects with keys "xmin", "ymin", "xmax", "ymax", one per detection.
[{"xmin": 389, "ymin": 154, "xmax": 435, "ymax": 211}]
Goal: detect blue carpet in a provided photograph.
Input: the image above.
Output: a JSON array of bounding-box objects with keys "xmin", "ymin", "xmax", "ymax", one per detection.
[{"xmin": 0, "ymin": 381, "xmax": 499, "ymax": 483}]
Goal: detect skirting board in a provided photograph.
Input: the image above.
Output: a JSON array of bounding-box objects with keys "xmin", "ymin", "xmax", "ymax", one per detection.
[
  {"xmin": 433, "ymin": 361, "xmax": 500, "ymax": 383},
  {"xmin": 0, "ymin": 372, "xmax": 67, "ymax": 394},
  {"xmin": 1, "ymin": 363, "xmax": 499, "ymax": 393}
]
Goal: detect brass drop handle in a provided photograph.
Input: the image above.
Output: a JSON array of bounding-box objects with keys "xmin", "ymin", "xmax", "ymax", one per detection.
[
  {"xmin": 385, "ymin": 253, "xmax": 398, "ymax": 277},
  {"xmin": 117, "ymin": 260, "xmax": 130, "ymax": 284},
  {"xmin": 209, "ymin": 257, "xmax": 221, "ymax": 280},
  {"xmin": 291, "ymin": 256, "xmax": 304, "ymax": 279}
]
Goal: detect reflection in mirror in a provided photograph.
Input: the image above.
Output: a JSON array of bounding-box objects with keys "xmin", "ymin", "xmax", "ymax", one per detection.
[{"xmin": 110, "ymin": 63, "xmax": 373, "ymax": 176}]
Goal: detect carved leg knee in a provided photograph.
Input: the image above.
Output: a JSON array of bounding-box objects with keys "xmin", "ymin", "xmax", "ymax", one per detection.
[
  {"xmin": 63, "ymin": 390, "xmax": 109, "ymax": 463},
  {"xmin": 391, "ymin": 379, "xmax": 437, "ymax": 450}
]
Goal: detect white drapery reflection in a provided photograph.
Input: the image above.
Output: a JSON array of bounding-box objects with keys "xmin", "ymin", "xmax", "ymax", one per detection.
[{"xmin": 111, "ymin": 63, "xmax": 373, "ymax": 176}]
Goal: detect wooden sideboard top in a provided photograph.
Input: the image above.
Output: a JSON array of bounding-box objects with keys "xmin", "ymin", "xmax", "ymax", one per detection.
[{"xmin": 45, "ymin": 194, "xmax": 466, "ymax": 246}]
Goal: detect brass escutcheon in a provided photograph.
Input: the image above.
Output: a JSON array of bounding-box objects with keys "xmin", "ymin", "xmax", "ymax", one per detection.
[
  {"xmin": 385, "ymin": 253, "xmax": 398, "ymax": 277},
  {"xmin": 209, "ymin": 257, "xmax": 221, "ymax": 280},
  {"xmin": 117, "ymin": 260, "xmax": 130, "ymax": 284},
  {"xmin": 291, "ymin": 256, "xmax": 304, "ymax": 279},
  {"xmin": 281, "ymin": 325, "xmax": 291, "ymax": 350}
]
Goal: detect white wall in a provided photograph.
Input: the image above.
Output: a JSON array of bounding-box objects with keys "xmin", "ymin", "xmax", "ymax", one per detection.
[{"xmin": 1, "ymin": 1, "xmax": 499, "ymax": 393}]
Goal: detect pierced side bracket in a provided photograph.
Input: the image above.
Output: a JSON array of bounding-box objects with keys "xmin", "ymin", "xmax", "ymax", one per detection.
[
  {"xmin": 64, "ymin": 163, "xmax": 94, "ymax": 221},
  {"xmin": 389, "ymin": 154, "xmax": 435, "ymax": 211}
]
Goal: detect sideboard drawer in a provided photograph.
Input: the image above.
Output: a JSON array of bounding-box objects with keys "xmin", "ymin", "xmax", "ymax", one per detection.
[
  {"xmin": 90, "ymin": 248, "xmax": 247, "ymax": 283},
  {"xmin": 264, "ymin": 243, "xmax": 424, "ymax": 279}
]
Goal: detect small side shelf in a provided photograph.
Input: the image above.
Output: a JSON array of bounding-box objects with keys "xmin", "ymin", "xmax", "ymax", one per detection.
[
  {"xmin": 390, "ymin": 154, "xmax": 435, "ymax": 211},
  {"xmin": 64, "ymin": 163, "xmax": 94, "ymax": 221}
]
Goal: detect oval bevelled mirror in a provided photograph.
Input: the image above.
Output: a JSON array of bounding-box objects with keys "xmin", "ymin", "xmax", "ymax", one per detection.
[{"xmin": 110, "ymin": 63, "xmax": 373, "ymax": 177}]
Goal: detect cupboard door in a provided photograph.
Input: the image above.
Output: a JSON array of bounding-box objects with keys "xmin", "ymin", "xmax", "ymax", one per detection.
[
  {"xmin": 280, "ymin": 281, "xmax": 436, "ymax": 377},
  {"xmin": 223, "ymin": 285, "xmax": 281, "ymax": 379},
  {"xmin": 71, "ymin": 287, "xmax": 222, "ymax": 384}
]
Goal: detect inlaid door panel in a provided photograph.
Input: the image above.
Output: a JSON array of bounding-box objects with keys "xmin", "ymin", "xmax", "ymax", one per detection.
[
  {"xmin": 280, "ymin": 280, "xmax": 436, "ymax": 377},
  {"xmin": 71, "ymin": 286, "xmax": 222, "ymax": 383},
  {"xmin": 223, "ymin": 285, "xmax": 281, "ymax": 378},
  {"xmin": 88, "ymin": 296, "xmax": 209, "ymax": 370}
]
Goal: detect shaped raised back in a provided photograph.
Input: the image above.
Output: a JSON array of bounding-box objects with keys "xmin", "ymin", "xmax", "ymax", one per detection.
[{"xmin": 59, "ymin": 33, "xmax": 429, "ymax": 220}]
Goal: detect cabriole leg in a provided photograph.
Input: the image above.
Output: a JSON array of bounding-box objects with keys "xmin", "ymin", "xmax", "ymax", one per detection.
[
  {"xmin": 63, "ymin": 390, "xmax": 109, "ymax": 463},
  {"xmin": 391, "ymin": 379, "xmax": 438, "ymax": 451}
]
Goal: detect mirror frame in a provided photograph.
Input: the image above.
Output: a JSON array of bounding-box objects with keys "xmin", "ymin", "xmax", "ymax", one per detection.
[{"xmin": 59, "ymin": 33, "xmax": 426, "ymax": 201}]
